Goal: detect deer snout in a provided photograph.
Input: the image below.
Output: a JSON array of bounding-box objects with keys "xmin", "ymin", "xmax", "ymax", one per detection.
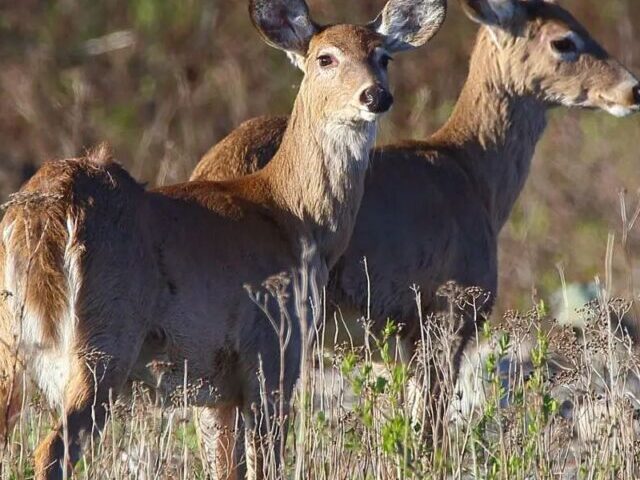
[
  {"xmin": 595, "ymin": 77, "xmax": 640, "ymax": 117},
  {"xmin": 360, "ymin": 84, "xmax": 394, "ymax": 114}
]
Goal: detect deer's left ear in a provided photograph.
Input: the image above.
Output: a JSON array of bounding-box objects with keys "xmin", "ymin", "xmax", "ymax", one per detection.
[{"xmin": 371, "ymin": 0, "xmax": 447, "ymax": 53}]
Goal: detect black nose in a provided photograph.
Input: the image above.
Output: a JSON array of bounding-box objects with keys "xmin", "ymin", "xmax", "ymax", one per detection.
[
  {"xmin": 633, "ymin": 84, "xmax": 640, "ymax": 105},
  {"xmin": 360, "ymin": 84, "xmax": 394, "ymax": 114}
]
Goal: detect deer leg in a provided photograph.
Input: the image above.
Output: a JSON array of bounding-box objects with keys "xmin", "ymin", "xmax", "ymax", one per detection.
[
  {"xmin": 243, "ymin": 403, "xmax": 273, "ymax": 480},
  {"xmin": 242, "ymin": 382, "xmax": 293, "ymax": 480},
  {"xmin": 199, "ymin": 405, "xmax": 244, "ymax": 480},
  {"xmin": 33, "ymin": 348, "xmax": 135, "ymax": 480},
  {"xmin": 409, "ymin": 317, "xmax": 479, "ymax": 444}
]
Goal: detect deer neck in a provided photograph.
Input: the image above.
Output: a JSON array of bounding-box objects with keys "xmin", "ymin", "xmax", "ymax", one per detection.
[
  {"xmin": 261, "ymin": 85, "xmax": 376, "ymax": 268},
  {"xmin": 431, "ymin": 29, "xmax": 548, "ymax": 231}
]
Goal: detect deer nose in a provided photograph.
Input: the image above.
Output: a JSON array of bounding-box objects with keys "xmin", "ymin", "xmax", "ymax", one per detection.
[
  {"xmin": 633, "ymin": 84, "xmax": 640, "ymax": 106},
  {"xmin": 360, "ymin": 84, "xmax": 394, "ymax": 113}
]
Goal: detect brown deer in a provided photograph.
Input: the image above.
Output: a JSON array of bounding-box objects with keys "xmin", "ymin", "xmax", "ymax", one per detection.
[
  {"xmin": 191, "ymin": 0, "xmax": 640, "ymax": 403},
  {"xmin": 0, "ymin": 0, "xmax": 447, "ymax": 478}
]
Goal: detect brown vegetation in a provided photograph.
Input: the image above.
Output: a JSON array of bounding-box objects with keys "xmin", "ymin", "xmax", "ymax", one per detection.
[{"xmin": 1, "ymin": 1, "xmax": 639, "ymax": 310}]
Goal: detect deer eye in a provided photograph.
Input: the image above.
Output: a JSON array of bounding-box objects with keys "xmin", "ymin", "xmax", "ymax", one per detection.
[
  {"xmin": 551, "ymin": 37, "xmax": 578, "ymax": 56},
  {"xmin": 317, "ymin": 54, "xmax": 338, "ymax": 68}
]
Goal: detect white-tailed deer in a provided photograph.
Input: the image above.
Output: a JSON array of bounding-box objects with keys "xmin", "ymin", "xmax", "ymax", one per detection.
[
  {"xmin": 191, "ymin": 0, "xmax": 640, "ymax": 418},
  {"xmin": 0, "ymin": 0, "xmax": 447, "ymax": 478}
]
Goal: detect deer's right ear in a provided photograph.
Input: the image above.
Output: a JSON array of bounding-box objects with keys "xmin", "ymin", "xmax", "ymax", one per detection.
[
  {"xmin": 373, "ymin": 0, "xmax": 448, "ymax": 53},
  {"xmin": 249, "ymin": 0, "xmax": 318, "ymax": 70},
  {"xmin": 459, "ymin": 0, "xmax": 523, "ymax": 27}
]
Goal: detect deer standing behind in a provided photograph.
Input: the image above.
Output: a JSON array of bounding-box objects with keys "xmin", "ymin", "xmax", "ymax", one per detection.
[
  {"xmin": 192, "ymin": 0, "xmax": 640, "ymax": 417},
  {"xmin": 0, "ymin": 0, "xmax": 447, "ymax": 478}
]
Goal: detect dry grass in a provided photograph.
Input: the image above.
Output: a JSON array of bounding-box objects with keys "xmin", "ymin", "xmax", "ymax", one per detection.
[{"xmin": 2, "ymin": 263, "xmax": 640, "ymax": 479}]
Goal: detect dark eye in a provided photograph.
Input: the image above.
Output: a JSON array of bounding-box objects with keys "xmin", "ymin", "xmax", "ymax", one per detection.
[
  {"xmin": 380, "ymin": 54, "xmax": 393, "ymax": 69},
  {"xmin": 551, "ymin": 37, "xmax": 578, "ymax": 56},
  {"xmin": 317, "ymin": 54, "xmax": 338, "ymax": 68}
]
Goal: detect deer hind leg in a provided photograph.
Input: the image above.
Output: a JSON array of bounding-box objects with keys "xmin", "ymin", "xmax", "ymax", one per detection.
[
  {"xmin": 199, "ymin": 405, "xmax": 245, "ymax": 480},
  {"xmin": 33, "ymin": 344, "xmax": 138, "ymax": 480}
]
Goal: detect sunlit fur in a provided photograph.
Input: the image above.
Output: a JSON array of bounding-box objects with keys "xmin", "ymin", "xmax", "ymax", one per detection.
[
  {"xmin": 0, "ymin": 1, "xmax": 448, "ymax": 478},
  {"xmin": 190, "ymin": 0, "xmax": 640, "ymax": 410}
]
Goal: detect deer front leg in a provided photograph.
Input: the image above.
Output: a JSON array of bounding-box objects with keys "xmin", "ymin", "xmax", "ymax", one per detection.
[{"xmin": 199, "ymin": 405, "xmax": 244, "ymax": 480}]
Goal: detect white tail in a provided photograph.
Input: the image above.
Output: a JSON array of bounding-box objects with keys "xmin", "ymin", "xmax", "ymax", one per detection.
[{"xmin": 0, "ymin": 0, "xmax": 447, "ymax": 478}]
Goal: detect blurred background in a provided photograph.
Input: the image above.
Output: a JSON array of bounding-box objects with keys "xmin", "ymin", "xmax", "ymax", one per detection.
[{"xmin": 1, "ymin": 0, "xmax": 639, "ymax": 314}]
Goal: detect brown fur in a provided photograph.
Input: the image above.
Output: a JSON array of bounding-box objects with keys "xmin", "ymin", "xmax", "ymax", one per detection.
[
  {"xmin": 190, "ymin": 1, "xmax": 640, "ymax": 368},
  {"xmin": 2, "ymin": 147, "xmax": 141, "ymax": 345},
  {"xmin": 193, "ymin": 116, "xmax": 288, "ymax": 183},
  {"xmin": 0, "ymin": 0, "xmax": 448, "ymax": 477}
]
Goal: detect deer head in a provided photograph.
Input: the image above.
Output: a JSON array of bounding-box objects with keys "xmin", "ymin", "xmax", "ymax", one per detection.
[
  {"xmin": 460, "ymin": 0, "xmax": 640, "ymax": 117},
  {"xmin": 250, "ymin": 0, "xmax": 447, "ymax": 124}
]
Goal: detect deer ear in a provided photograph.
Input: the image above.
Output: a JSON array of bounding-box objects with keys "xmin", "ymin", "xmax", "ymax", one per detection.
[
  {"xmin": 372, "ymin": 0, "xmax": 447, "ymax": 53},
  {"xmin": 249, "ymin": 0, "xmax": 318, "ymax": 67},
  {"xmin": 459, "ymin": 0, "xmax": 523, "ymax": 27}
]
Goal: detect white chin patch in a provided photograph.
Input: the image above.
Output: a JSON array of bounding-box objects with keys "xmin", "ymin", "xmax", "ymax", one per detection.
[
  {"xmin": 604, "ymin": 104, "xmax": 635, "ymax": 118},
  {"xmin": 358, "ymin": 110, "xmax": 379, "ymax": 123}
]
